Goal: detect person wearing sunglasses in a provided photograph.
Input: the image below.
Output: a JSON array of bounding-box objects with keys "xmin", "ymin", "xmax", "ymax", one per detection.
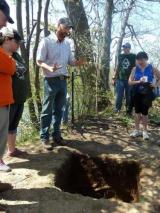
[
  {"xmin": 0, "ymin": 28, "xmax": 28, "ymax": 171},
  {"xmin": 0, "ymin": 0, "xmax": 15, "ymax": 200}
]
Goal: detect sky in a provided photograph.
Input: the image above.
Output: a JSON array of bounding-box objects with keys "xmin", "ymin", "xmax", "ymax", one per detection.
[
  {"xmin": 7, "ymin": 0, "xmax": 160, "ymax": 33},
  {"xmin": 6, "ymin": 0, "xmax": 160, "ymax": 65},
  {"xmin": 6, "ymin": 0, "xmax": 66, "ymax": 28}
]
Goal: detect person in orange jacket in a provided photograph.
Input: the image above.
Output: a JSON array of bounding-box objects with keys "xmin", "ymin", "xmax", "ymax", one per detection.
[
  {"xmin": 0, "ymin": 0, "xmax": 15, "ymax": 198},
  {"xmin": 0, "ymin": 30, "xmax": 16, "ymax": 170}
]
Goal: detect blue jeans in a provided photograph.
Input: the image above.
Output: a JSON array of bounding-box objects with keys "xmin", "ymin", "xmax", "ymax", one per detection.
[
  {"xmin": 115, "ymin": 80, "xmax": 131, "ymax": 112},
  {"xmin": 40, "ymin": 77, "xmax": 67, "ymax": 141}
]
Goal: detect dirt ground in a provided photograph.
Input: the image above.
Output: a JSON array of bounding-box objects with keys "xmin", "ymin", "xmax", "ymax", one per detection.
[{"xmin": 0, "ymin": 117, "xmax": 160, "ymax": 213}]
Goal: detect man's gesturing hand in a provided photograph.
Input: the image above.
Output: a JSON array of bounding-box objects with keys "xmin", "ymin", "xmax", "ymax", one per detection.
[
  {"xmin": 49, "ymin": 63, "xmax": 62, "ymax": 72},
  {"xmin": 75, "ymin": 58, "xmax": 86, "ymax": 67}
]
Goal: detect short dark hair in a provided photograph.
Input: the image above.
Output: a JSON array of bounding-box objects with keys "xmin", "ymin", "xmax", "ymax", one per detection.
[{"xmin": 136, "ymin": 52, "xmax": 148, "ymax": 60}]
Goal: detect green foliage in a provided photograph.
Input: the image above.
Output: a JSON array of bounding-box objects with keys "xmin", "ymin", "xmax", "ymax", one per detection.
[
  {"xmin": 67, "ymin": 63, "xmax": 97, "ymax": 119},
  {"xmin": 149, "ymin": 98, "xmax": 160, "ymax": 124},
  {"xmin": 17, "ymin": 119, "xmax": 38, "ymax": 144},
  {"xmin": 119, "ymin": 115, "xmax": 133, "ymax": 127},
  {"xmin": 17, "ymin": 105, "xmax": 39, "ymax": 144}
]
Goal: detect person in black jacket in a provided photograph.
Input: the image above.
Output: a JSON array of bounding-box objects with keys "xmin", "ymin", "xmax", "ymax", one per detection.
[{"xmin": 3, "ymin": 28, "xmax": 28, "ymax": 158}]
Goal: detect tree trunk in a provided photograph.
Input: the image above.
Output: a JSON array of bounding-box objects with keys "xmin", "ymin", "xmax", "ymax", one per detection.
[
  {"xmin": 63, "ymin": 0, "xmax": 96, "ymax": 115},
  {"xmin": 26, "ymin": 0, "xmax": 30, "ymax": 39},
  {"xmin": 33, "ymin": 0, "xmax": 43, "ymax": 118},
  {"xmin": 31, "ymin": 0, "xmax": 34, "ymax": 26},
  {"xmin": 44, "ymin": 0, "xmax": 51, "ymax": 37},
  {"xmin": 63, "ymin": 0, "xmax": 93, "ymax": 61},
  {"xmin": 16, "ymin": 0, "xmax": 39, "ymax": 130},
  {"xmin": 115, "ymin": 0, "xmax": 136, "ymax": 67},
  {"xmin": 101, "ymin": 0, "xmax": 114, "ymax": 90}
]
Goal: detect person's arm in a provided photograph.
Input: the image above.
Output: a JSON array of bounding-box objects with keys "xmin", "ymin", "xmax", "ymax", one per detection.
[
  {"xmin": 37, "ymin": 60, "xmax": 62, "ymax": 72},
  {"xmin": 67, "ymin": 41, "xmax": 86, "ymax": 67},
  {"xmin": 68, "ymin": 45, "xmax": 76, "ymax": 66},
  {"xmin": 112, "ymin": 55, "xmax": 121, "ymax": 81},
  {"xmin": 69, "ymin": 58, "xmax": 86, "ymax": 67},
  {"xmin": 128, "ymin": 67, "xmax": 141, "ymax": 85},
  {"xmin": 112, "ymin": 58, "xmax": 120, "ymax": 86},
  {"xmin": 0, "ymin": 52, "xmax": 15, "ymax": 75},
  {"xmin": 152, "ymin": 68, "xmax": 160, "ymax": 87},
  {"xmin": 112, "ymin": 67, "xmax": 119, "ymax": 80},
  {"xmin": 111, "ymin": 68, "xmax": 118, "ymax": 86},
  {"xmin": 68, "ymin": 52, "xmax": 86, "ymax": 67}
]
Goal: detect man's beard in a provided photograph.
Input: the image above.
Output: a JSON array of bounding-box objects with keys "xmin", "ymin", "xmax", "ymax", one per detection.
[
  {"xmin": 57, "ymin": 30, "xmax": 71, "ymax": 40},
  {"xmin": 58, "ymin": 32, "xmax": 68, "ymax": 39}
]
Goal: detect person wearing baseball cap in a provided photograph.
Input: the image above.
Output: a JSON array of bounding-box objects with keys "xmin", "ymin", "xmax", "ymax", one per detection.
[
  {"xmin": 122, "ymin": 42, "xmax": 131, "ymax": 49},
  {"xmin": 0, "ymin": 1, "xmax": 15, "ymax": 205},
  {"xmin": 37, "ymin": 17, "xmax": 85, "ymax": 149},
  {"xmin": 0, "ymin": 27, "xmax": 17, "ymax": 203},
  {"xmin": 0, "ymin": 27, "xmax": 23, "ymax": 42},
  {"xmin": 0, "ymin": 0, "xmax": 14, "ymax": 29},
  {"xmin": 58, "ymin": 17, "xmax": 74, "ymax": 29},
  {"xmin": 56, "ymin": 17, "xmax": 74, "ymax": 41},
  {"xmin": 0, "ymin": 27, "xmax": 28, "ymax": 160},
  {"xmin": 112, "ymin": 42, "xmax": 136, "ymax": 115}
]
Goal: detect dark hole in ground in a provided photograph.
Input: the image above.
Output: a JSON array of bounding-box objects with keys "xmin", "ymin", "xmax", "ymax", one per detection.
[{"xmin": 55, "ymin": 152, "xmax": 141, "ymax": 203}]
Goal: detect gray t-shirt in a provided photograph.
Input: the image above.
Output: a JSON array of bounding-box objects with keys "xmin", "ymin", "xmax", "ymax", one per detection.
[{"xmin": 37, "ymin": 33, "xmax": 75, "ymax": 77}]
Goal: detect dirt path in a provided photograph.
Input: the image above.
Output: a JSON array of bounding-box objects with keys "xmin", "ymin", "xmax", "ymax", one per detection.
[{"xmin": 0, "ymin": 117, "xmax": 160, "ymax": 213}]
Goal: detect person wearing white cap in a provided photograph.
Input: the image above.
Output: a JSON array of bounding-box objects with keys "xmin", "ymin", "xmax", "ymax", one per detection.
[
  {"xmin": 0, "ymin": 28, "xmax": 28, "ymax": 159},
  {"xmin": 0, "ymin": 27, "xmax": 23, "ymax": 172},
  {"xmin": 0, "ymin": 0, "xmax": 15, "ymax": 205}
]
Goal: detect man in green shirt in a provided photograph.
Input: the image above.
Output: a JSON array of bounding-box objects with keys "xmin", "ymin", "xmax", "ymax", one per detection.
[{"xmin": 113, "ymin": 43, "xmax": 136, "ymax": 114}]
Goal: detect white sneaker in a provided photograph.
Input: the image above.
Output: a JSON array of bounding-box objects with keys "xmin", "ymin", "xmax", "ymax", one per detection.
[
  {"xmin": 0, "ymin": 160, "xmax": 11, "ymax": 172},
  {"xmin": 130, "ymin": 130, "xmax": 142, "ymax": 138},
  {"xmin": 143, "ymin": 131, "xmax": 149, "ymax": 140}
]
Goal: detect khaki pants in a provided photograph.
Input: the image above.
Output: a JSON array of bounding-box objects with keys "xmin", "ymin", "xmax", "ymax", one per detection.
[{"xmin": 0, "ymin": 106, "xmax": 9, "ymax": 158}]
